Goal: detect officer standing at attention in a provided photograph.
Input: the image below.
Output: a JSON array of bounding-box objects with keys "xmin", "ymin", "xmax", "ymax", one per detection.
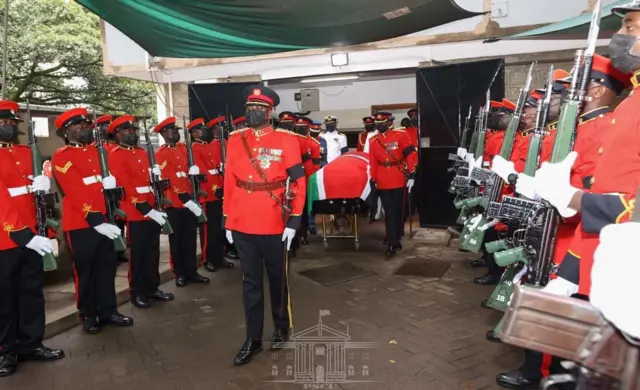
[
  {"xmin": 0, "ymin": 101, "xmax": 65, "ymax": 376},
  {"xmin": 154, "ymin": 117, "xmax": 210, "ymax": 287},
  {"xmin": 107, "ymin": 115, "xmax": 175, "ymax": 309},
  {"xmin": 357, "ymin": 116, "xmax": 375, "ymax": 152},
  {"xmin": 52, "ymin": 108, "xmax": 134, "ymax": 334},
  {"xmin": 368, "ymin": 112, "xmax": 417, "ymax": 257},
  {"xmin": 319, "ymin": 116, "xmax": 348, "ymax": 164},
  {"xmin": 223, "ymin": 85, "xmax": 306, "ymax": 366}
]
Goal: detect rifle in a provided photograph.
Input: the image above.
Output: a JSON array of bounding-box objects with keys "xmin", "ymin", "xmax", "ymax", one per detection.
[
  {"xmin": 181, "ymin": 115, "xmax": 208, "ymax": 224},
  {"xmin": 92, "ymin": 111, "xmax": 127, "ymax": 252},
  {"xmin": 447, "ymin": 106, "xmax": 473, "ymax": 167},
  {"xmin": 27, "ymin": 101, "xmax": 60, "ymax": 271},
  {"xmin": 501, "ymin": 285, "xmax": 638, "ymax": 389},
  {"xmin": 220, "ymin": 113, "xmax": 228, "ymax": 168},
  {"xmin": 142, "ymin": 120, "xmax": 174, "ymax": 235}
]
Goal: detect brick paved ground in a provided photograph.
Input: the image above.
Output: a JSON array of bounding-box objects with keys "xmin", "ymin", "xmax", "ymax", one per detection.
[{"xmin": 2, "ymin": 224, "xmax": 521, "ymax": 390}]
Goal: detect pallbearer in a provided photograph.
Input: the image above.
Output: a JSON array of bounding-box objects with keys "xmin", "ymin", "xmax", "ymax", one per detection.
[
  {"xmin": 224, "ymin": 86, "xmax": 306, "ymax": 366},
  {"xmin": 108, "ymin": 115, "xmax": 175, "ymax": 309},
  {"xmin": 357, "ymin": 116, "xmax": 375, "ymax": 152},
  {"xmin": 154, "ymin": 117, "xmax": 210, "ymax": 287}
]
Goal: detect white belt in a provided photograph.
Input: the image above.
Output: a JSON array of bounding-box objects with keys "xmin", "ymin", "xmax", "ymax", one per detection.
[
  {"xmin": 208, "ymin": 169, "xmax": 220, "ymax": 175},
  {"xmin": 136, "ymin": 186, "xmax": 153, "ymax": 194},
  {"xmin": 176, "ymin": 171, "xmax": 187, "ymax": 178},
  {"xmin": 8, "ymin": 186, "xmax": 29, "ymax": 197},
  {"xmin": 83, "ymin": 175, "xmax": 102, "ymax": 185}
]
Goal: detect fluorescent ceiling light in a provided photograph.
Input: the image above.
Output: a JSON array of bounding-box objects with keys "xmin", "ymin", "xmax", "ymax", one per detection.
[
  {"xmin": 331, "ymin": 53, "xmax": 349, "ymax": 67},
  {"xmin": 300, "ymin": 75, "xmax": 359, "ymax": 84},
  {"xmin": 194, "ymin": 79, "xmax": 223, "ymax": 84}
]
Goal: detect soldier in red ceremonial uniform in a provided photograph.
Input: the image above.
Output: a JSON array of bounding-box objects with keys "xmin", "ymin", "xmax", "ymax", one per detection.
[
  {"xmin": 107, "ymin": 115, "xmax": 175, "ymax": 309},
  {"xmin": 223, "ymin": 85, "xmax": 306, "ymax": 366},
  {"xmin": 497, "ymin": 54, "xmax": 631, "ymax": 389},
  {"xmin": 52, "ymin": 108, "xmax": 133, "ymax": 334},
  {"xmin": 405, "ymin": 108, "xmax": 419, "ymax": 149},
  {"xmin": 189, "ymin": 116, "xmax": 233, "ymax": 272},
  {"xmin": 0, "ymin": 101, "xmax": 64, "ymax": 376},
  {"xmin": 154, "ymin": 116, "xmax": 210, "ymax": 287},
  {"xmin": 278, "ymin": 111, "xmax": 297, "ymax": 131},
  {"xmin": 232, "ymin": 116, "xmax": 246, "ymax": 131},
  {"xmin": 357, "ymin": 116, "xmax": 375, "ymax": 152},
  {"xmin": 368, "ymin": 112, "xmax": 417, "ymax": 257}
]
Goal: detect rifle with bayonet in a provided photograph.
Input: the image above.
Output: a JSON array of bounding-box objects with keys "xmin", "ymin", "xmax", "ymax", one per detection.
[
  {"xmin": 142, "ymin": 120, "xmax": 174, "ymax": 235},
  {"xmin": 182, "ymin": 115, "xmax": 208, "ymax": 224},
  {"xmin": 27, "ymin": 101, "xmax": 60, "ymax": 271},
  {"xmin": 92, "ymin": 111, "xmax": 127, "ymax": 252},
  {"xmin": 447, "ymin": 106, "xmax": 473, "ymax": 170}
]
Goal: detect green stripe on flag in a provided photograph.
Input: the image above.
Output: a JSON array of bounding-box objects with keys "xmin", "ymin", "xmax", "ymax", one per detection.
[{"xmin": 307, "ymin": 173, "xmax": 319, "ymax": 216}]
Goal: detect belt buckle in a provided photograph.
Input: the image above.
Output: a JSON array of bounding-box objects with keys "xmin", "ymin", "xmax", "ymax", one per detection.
[{"xmin": 247, "ymin": 179, "xmax": 253, "ymax": 194}]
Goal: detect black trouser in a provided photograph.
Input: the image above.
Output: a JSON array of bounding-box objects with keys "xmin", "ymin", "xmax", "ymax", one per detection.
[
  {"xmin": 166, "ymin": 207, "xmax": 198, "ymax": 279},
  {"xmin": 198, "ymin": 200, "xmax": 224, "ymax": 266},
  {"xmin": 66, "ymin": 228, "xmax": 118, "ymax": 319},
  {"xmin": 232, "ymin": 232, "xmax": 291, "ymax": 341},
  {"xmin": 0, "ymin": 248, "xmax": 45, "ymax": 356},
  {"xmin": 379, "ymin": 188, "xmax": 404, "ymax": 246},
  {"xmin": 127, "ymin": 220, "xmax": 161, "ymax": 297},
  {"xmin": 291, "ymin": 201, "xmax": 310, "ymax": 252},
  {"xmin": 483, "ymin": 228, "xmax": 503, "ymax": 276}
]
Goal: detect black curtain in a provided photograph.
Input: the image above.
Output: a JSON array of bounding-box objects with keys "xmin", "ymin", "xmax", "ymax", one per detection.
[
  {"xmin": 416, "ymin": 59, "xmax": 505, "ymax": 228},
  {"xmin": 187, "ymin": 82, "xmax": 256, "ymax": 122}
]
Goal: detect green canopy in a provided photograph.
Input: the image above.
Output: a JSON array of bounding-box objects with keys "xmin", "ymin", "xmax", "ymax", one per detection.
[
  {"xmin": 77, "ymin": 0, "xmax": 481, "ymax": 58},
  {"xmin": 493, "ymin": 0, "xmax": 626, "ymax": 41}
]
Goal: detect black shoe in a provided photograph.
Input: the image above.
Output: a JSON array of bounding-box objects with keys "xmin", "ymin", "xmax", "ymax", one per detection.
[
  {"xmin": 470, "ymin": 258, "xmax": 486, "ymax": 268},
  {"xmin": 474, "ymin": 273, "xmax": 501, "ymax": 285},
  {"xmin": 270, "ymin": 328, "xmax": 289, "ymax": 350},
  {"xmin": 18, "ymin": 346, "xmax": 65, "ymax": 362},
  {"xmin": 385, "ymin": 245, "xmax": 399, "ymax": 258},
  {"xmin": 309, "ymin": 226, "xmax": 317, "ymax": 235},
  {"xmin": 100, "ymin": 312, "xmax": 134, "ymax": 327},
  {"xmin": 82, "ymin": 316, "xmax": 100, "ymax": 334},
  {"xmin": 383, "ymin": 238, "xmax": 388, "ymax": 245},
  {"xmin": 233, "ymin": 340, "xmax": 263, "ymax": 366},
  {"xmin": 204, "ymin": 262, "xmax": 218, "ymax": 272},
  {"xmin": 131, "ymin": 295, "xmax": 152, "ymax": 309},
  {"xmin": 175, "ymin": 277, "xmax": 187, "ymax": 287},
  {"xmin": 0, "ymin": 355, "xmax": 17, "ymax": 377},
  {"xmin": 496, "ymin": 370, "xmax": 540, "ymax": 389},
  {"xmin": 148, "ymin": 290, "xmax": 174, "ymax": 301},
  {"xmin": 300, "ymin": 237, "xmax": 309, "ymax": 245},
  {"xmin": 220, "ymin": 259, "xmax": 235, "ymax": 269},
  {"xmin": 486, "ymin": 330, "xmax": 501, "ymax": 343},
  {"xmin": 190, "ymin": 273, "xmax": 210, "ymax": 284}
]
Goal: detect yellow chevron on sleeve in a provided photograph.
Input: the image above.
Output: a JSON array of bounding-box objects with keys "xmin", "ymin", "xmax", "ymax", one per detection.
[
  {"xmin": 54, "ymin": 161, "xmax": 72, "ymax": 174},
  {"xmin": 159, "ymin": 160, "xmax": 168, "ymax": 170}
]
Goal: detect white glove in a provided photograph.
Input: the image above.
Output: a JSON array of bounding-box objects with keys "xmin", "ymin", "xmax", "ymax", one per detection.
[
  {"xmin": 50, "ymin": 238, "xmax": 59, "ymax": 257},
  {"xmin": 145, "ymin": 209, "xmax": 168, "ymax": 226},
  {"xmin": 282, "ymin": 227, "xmax": 296, "ymax": 250},
  {"xmin": 514, "ymin": 173, "xmax": 538, "ymax": 200},
  {"xmin": 93, "ymin": 223, "xmax": 122, "ymax": 239},
  {"xmin": 406, "ymin": 178, "xmax": 415, "ymax": 193},
  {"xmin": 464, "ymin": 153, "xmax": 476, "ymax": 164},
  {"xmin": 226, "ymin": 229, "xmax": 234, "ymax": 244},
  {"xmin": 491, "ymin": 155, "xmax": 516, "ymax": 182},
  {"xmin": 184, "ymin": 200, "xmax": 203, "ymax": 217},
  {"xmin": 102, "ymin": 175, "xmax": 116, "ymax": 190},
  {"xmin": 151, "ymin": 164, "xmax": 162, "ymax": 178},
  {"xmin": 30, "ymin": 175, "xmax": 51, "ymax": 192},
  {"xmin": 25, "ymin": 235, "xmax": 54, "ymax": 256},
  {"xmin": 533, "ymin": 152, "xmax": 579, "ymax": 218},
  {"xmin": 219, "ymin": 163, "xmax": 225, "ymax": 173},
  {"xmin": 591, "ymin": 222, "xmax": 640, "ymax": 339},
  {"xmin": 541, "ymin": 277, "xmax": 578, "ymax": 297},
  {"xmin": 456, "ymin": 147, "xmax": 467, "ymax": 159},
  {"xmin": 188, "ymin": 165, "xmax": 200, "ymax": 175}
]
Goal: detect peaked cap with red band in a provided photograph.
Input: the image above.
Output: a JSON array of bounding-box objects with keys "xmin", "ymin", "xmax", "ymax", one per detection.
[
  {"xmin": 526, "ymin": 89, "xmax": 545, "ymax": 108},
  {"xmin": 362, "ymin": 116, "xmax": 374, "ymax": 124},
  {"xmin": 206, "ymin": 116, "xmax": 226, "ymax": 128},
  {"xmin": 96, "ymin": 114, "xmax": 112, "ymax": 127},
  {"xmin": 153, "ymin": 116, "xmax": 181, "ymax": 133},
  {"xmin": 295, "ymin": 117, "xmax": 312, "ymax": 127},
  {"xmin": 0, "ymin": 100, "xmax": 22, "ymax": 122},
  {"xmin": 108, "ymin": 115, "xmax": 138, "ymax": 134},
  {"xmin": 243, "ymin": 85, "xmax": 280, "ymax": 108},
  {"xmin": 55, "ymin": 107, "xmax": 91, "ymax": 129},
  {"xmin": 501, "ymin": 98, "xmax": 516, "ymax": 113},
  {"xmin": 279, "ymin": 111, "xmax": 297, "ymax": 122},
  {"xmin": 187, "ymin": 118, "xmax": 206, "ymax": 131},
  {"xmin": 562, "ymin": 54, "xmax": 631, "ymax": 95},
  {"xmin": 373, "ymin": 112, "xmax": 392, "ymax": 123},
  {"xmin": 407, "ymin": 108, "xmax": 418, "ymax": 117},
  {"xmin": 233, "ymin": 116, "xmax": 246, "ymax": 126},
  {"xmin": 490, "ymin": 100, "xmax": 503, "ymax": 111}
]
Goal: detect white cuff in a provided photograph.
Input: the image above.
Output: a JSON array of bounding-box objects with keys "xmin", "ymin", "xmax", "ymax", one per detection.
[
  {"xmin": 135, "ymin": 186, "xmax": 153, "ymax": 194},
  {"xmin": 82, "ymin": 175, "xmax": 102, "ymax": 185},
  {"xmin": 208, "ymin": 169, "xmax": 220, "ymax": 175},
  {"xmin": 8, "ymin": 186, "xmax": 29, "ymax": 197},
  {"xmin": 176, "ymin": 171, "xmax": 187, "ymax": 178}
]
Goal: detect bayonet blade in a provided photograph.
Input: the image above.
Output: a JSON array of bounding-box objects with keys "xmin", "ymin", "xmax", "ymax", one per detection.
[
  {"xmin": 543, "ymin": 65, "xmax": 554, "ymax": 105},
  {"xmin": 585, "ymin": 0, "xmax": 602, "ymax": 56}
]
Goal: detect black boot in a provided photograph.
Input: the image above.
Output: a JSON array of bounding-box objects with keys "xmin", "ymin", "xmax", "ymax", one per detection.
[
  {"xmin": 148, "ymin": 290, "xmax": 174, "ymax": 301},
  {"xmin": 0, "ymin": 355, "xmax": 17, "ymax": 377},
  {"xmin": 385, "ymin": 245, "xmax": 399, "ymax": 258},
  {"xmin": 131, "ymin": 295, "xmax": 152, "ymax": 309},
  {"xmin": 175, "ymin": 277, "xmax": 187, "ymax": 287},
  {"xmin": 270, "ymin": 328, "xmax": 289, "ymax": 350},
  {"xmin": 233, "ymin": 340, "xmax": 263, "ymax": 366},
  {"xmin": 190, "ymin": 273, "xmax": 210, "ymax": 284},
  {"xmin": 220, "ymin": 259, "xmax": 235, "ymax": 269},
  {"xmin": 496, "ymin": 370, "xmax": 540, "ymax": 389},
  {"xmin": 204, "ymin": 262, "xmax": 218, "ymax": 272},
  {"xmin": 82, "ymin": 316, "xmax": 100, "ymax": 334},
  {"xmin": 17, "ymin": 346, "xmax": 65, "ymax": 362},
  {"xmin": 225, "ymin": 247, "xmax": 239, "ymax": 260},
  {"xmin": 474, "ymin": 272, "xmax": 501, "ymax": 285},
  {"xmin": 100, "ymin": 312, "xmax": 134, "ymax": 327},
  {"xmin": 470, "ymin": 258, "xmax": 486, "ymax": 268}
]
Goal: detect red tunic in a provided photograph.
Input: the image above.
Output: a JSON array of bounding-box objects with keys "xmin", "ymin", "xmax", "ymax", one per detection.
[
  {"xmin": 192, "ymin": 141, "xmax": 223, "ymax": 202},
  {"xmin": 368, "ymin": 129, "xmax": 418, "ymax": 190},
  {"xmin": 356, "ymin": 131, "xmax": 368, "ymax": 152},
  {"xmin": 404, "ymin": 126, "xmax": 419, "ymax": 149},
  {"xmin": 108, "ymin": 145, "xmax": 156, "ymax": 222},
  {"xmin": 155, "ymin": 143, "xmax": 193, "ymax": 209}
]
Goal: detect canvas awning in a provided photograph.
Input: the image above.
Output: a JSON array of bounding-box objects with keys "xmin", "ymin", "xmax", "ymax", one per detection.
[
  {"xmin": 488, "ymin": 0, "xmax": 627, "ymax": 42},
  {"xmin": 77, "ymin": 0, "xmax": 481, "ymax": 59}
]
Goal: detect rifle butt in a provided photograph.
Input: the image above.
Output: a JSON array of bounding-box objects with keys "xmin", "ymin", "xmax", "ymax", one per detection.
[{"xmin": 42, "ymin": 252, "xmax": 58, "ymax": 272}]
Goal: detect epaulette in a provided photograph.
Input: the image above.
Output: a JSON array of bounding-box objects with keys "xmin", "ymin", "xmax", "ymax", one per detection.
[
  {"xmin": 230, "ymin": 127, "xmax": 250, "ymax": 136},
  {"xmin": 392, "ymin": 127, "xmax": 406, "ymax": 132}
]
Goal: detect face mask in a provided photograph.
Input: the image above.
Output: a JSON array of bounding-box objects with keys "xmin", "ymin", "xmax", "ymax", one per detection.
[
  {"xmin": 377, "ymin": 124, "xmax": 389, "ymax": 133},
  {"xmin": 246, "ymin": 110, "xmax": 268, "ymax": 127},
  {"xmin": 365, "ymin": 124, "xmax": 375, "ymax": 132},
  {"xmin": 410, "ymin": 118, "xmax": 418, "ymax": 127},
  {"xmin": 325, "ymin": 123, "xmax": 336, "ymax": 132},
  {"xmin": 122, "ymin": 133, "xmax": 139, "ymax": 146},
  {"xmin": 279, "ymin": 122, "xmax": 294, "ymax": 131},
  {"xmin": 294, "ymin": 126, "xmax": 307, "ymax": 136},
  {"xmin": 486, "ymin": 115, "xmax": 501, "ymax": 130},
  {"xmin": 609, "ymin": 33, "xmax": 640, "ymax": 74},
  {"xmin": 163, "ymin": 131, "xmax": 180, "ymax": 145},
  {"xmin": 0, "ymin": 124, "xmax": 18, "ymax": 142},
  {"xmin": 76, "ymin": 128, "xmax": 94, "ymax": 144}
]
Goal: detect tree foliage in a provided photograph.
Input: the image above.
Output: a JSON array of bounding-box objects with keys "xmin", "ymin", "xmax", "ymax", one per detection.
[{"xmin": 0, "ymin": 0, "xmax": 155, "ymax": 115}]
